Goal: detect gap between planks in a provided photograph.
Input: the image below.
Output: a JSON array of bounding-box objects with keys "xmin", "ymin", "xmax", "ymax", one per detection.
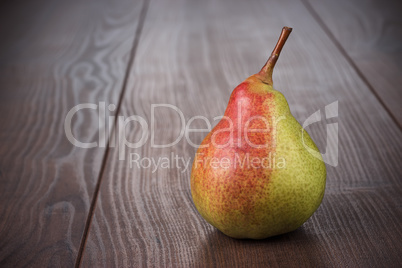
[
  {"xmin": 74, "ymin": 0, "xmax": 150, "ymax": 267},
  {"xmin": 301, "ymin": 0, "xmax": 402, "ymax": 132}
]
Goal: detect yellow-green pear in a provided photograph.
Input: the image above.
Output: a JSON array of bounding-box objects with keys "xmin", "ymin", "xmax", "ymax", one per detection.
[{"xmin": 190, "ymin": 27, "xmax": 326, "ymax": 239}]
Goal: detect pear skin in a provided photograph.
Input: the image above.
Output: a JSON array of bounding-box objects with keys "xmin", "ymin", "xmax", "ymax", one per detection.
[{"xmin": 190, "ymin": 27, "xmax": 326, "ymax": 239}]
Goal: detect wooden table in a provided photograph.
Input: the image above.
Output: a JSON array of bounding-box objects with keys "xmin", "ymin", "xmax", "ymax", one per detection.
[{"xmin": 1, "ymin": 0, "xmax": 401, "ymax": 266}]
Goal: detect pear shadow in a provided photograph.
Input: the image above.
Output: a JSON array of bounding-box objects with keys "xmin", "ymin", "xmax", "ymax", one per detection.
[
  {"xmin": 215, "ymin": 225, "xmax": 311, "ymax": 245},
  {"xmin": 193, "ymin": 225, "xmax": 329, "ymax": 266}
]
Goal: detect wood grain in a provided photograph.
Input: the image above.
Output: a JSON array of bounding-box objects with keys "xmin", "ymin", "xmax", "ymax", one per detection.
[
  {"xmin": 81, "ymin": 0, "xmax": 402, "ymax": 266},
  {"xmin": 0, "ymin": 0, "xmax": 141, "ymax": 266},
  {"xmin": 306, "ymin": 0, "xmax": 402, "ymax": 126}
]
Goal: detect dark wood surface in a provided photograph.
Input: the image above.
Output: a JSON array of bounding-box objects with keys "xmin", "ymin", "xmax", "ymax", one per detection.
[
  {"xmin": 1, "ymin": 0, "xmax": 401, "ymax": 267},
  {"xmin": 307, "ymin": 0, "xmax": 402, "ymax": 127},
  {"xmin": 0, "ymin": 0, "xmax": 141, "ymax": 266}
]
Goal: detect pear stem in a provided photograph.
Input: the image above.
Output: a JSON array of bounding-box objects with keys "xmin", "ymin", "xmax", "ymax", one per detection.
[{"xmin": 257, "ymin": 27, "xmax": 292, "ymax": 85}]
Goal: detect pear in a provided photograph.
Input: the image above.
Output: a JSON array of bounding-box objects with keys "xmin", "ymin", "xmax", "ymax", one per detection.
[{"xmin": 190, "ymin": 27, "xmax": 326, "ymax": 239}]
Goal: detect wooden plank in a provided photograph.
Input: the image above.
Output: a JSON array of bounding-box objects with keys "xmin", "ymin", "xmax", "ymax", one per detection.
[
  {"xmin": 306, "ymin": 0, "xmax": 402, "ymax": 126},
  {"xmin": 82, "ymin": 0, "xmax": 402, "ymax": 266},
  {"xmin": 0, "ymin": 0, "xmax": 141, "ymax": 266}
]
